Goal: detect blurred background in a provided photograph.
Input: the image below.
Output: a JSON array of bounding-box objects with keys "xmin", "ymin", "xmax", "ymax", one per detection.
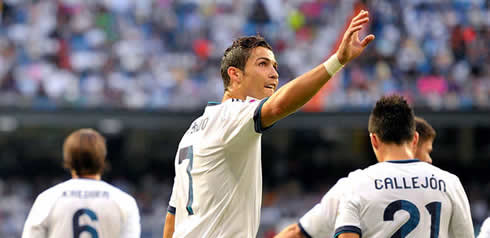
[{"xmin": 0, "ymin": 0, "xmax": 488, "ymax": 237}]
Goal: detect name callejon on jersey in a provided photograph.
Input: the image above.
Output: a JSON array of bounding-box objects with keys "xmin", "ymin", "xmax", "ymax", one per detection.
[{"xmin": 334, "ymin": 160, "xmax": 474, "ymax": 238}]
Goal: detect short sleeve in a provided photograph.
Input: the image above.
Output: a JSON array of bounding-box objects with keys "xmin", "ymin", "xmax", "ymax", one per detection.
[
  {"xmin": 22, "ymin": 193, "xmax": 51, "ymax": 238},
  {"xmin": 252, "ymin": 97, "xmax": 274, "ymax": 133},
  {"xmin": 334, "ymin": 176, "xmax": 363, "ymax": 238},
  {"xmin": 299, "ymin": 178, "xmax": 348, "ymax": 238},
  {"xmin": 222, "ymin": 98, "xmax": 273, "ymax": 144},
  {"xmin": 168, "ymin": 176, "xmax": 177, "ymax": 215},
  {"xmin": 121, "ymin": 196, "xmax": 141, "ymax": 238},
  {"xmin": 448, "ymin": 175, "xmax": 475, "ymax": 238}
]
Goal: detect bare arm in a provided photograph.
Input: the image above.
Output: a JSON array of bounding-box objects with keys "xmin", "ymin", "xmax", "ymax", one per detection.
[
  {"xmin": 274, "ymin": 224, "xmax": 307, "ymax": 238},
  {"xmin": 162, "ymin": 212, "xmax": 175, "ymax": 238},
  {"xmin": 261, "ymin": 10, "xmax": 375, "ymax": 127},
  {"xmin": 338, "ymin": 233, "xmax": 360, "ymax": 238}
]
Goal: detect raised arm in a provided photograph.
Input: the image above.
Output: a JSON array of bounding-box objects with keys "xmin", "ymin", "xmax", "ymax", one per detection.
[{"xmin": 260, "ymin": 10, "xmax": 375, "ymax": 127}]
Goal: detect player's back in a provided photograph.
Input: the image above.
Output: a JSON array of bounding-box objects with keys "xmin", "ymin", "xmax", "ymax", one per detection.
[
  {"xmin": 335, "ymin": 159, "xmax": 474, "ymax": 238},
  {"xmin": 169, "ymin": 98, "xmax": 266, "ymax": 237},
  {"xmin": 22, "ymin": 178, "xmax": 140, "ymax": 238}
]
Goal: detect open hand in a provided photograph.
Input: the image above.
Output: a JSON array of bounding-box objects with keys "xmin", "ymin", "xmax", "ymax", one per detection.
[{"xmin": 336, "ymin": 10, "xmax": 375, "ymax": 65}]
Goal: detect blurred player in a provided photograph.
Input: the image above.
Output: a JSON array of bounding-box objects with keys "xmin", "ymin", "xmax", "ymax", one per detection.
[
  {"xmin": 479, "ymin": 217, "xmax": 490, "ymax": 238},
  {"xmin": 274, "ymin": 177, "xmax": 348, "ymax": 238},
  {"xmin": 274, "ymin": 116, "xmax": 438, "ymax": 238},
  {"xmin": 163, "ymin": 10, "xmax": 375, "ymax": 238},
  {"xmin": 22, "ymin": 128, "xmax": 140, "ymax": 238},
  {"xmin": 415, "ymin": 116, "xmax": 436, "ymax": 164},
  {"xmin": 334, "ymin": 95, "xmax": 474, "ymax": 238}
]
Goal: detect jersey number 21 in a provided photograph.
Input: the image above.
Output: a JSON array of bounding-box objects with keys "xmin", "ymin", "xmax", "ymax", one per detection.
[{"xmin": 384, "ymin": 200, "xmax": 441, "ymax": 238}]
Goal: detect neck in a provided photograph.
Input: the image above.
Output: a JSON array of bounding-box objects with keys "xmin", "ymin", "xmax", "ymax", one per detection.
[
  {"xmin": 71, "ymin": 171, "xmax": 101, "ymax": 180},
  {"xmin": 378, "ymin": 143, "xmax": 415, "ymax": 162},
  {"xmin": 222, "ymin": 90, "xmax": 246, "ymax": 102}
]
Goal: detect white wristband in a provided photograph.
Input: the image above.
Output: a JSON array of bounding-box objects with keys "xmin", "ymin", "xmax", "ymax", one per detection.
[{"xmin": 323, "ymin": 53, "xmax": 344, "ymax": 76}]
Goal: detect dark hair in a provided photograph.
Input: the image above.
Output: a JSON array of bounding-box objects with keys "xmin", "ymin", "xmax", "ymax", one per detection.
[
  {"xmin": 63, "ymin": 128, "xmax": 107, "ymax": 176},
  {"xmin": 220, "ymin": 35, "xmax": 273, "ymax": 90},
  {"xmin": 415, "ymin": 116, "xmax": 436, "ymax": 143},
  {"xmin": 368, "ymin": 95, "xmax": 415, "ymax": 145}
]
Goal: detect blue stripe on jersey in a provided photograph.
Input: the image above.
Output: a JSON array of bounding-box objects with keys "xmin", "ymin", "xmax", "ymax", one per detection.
[
  {"xmin": 297, "ymin": 222, "xmax": 313, "ymax": 238},
  {"xmin": 334, "ymin": 225, "xmax": 362, "ymax": 238},
  {"xmin": 253, "ymin": 97, "xmax": 274, "ymax": 133},
  {"xmin": 167, "ymin": 205, "xmax": 176, "ymax": 215},
  {"xmin": 386, "ymin": 159, "xmax": 420, "ymax": 164},
  {"xmin": 207, "ymin": 101, "xmax": 220, "ymax": 106}
]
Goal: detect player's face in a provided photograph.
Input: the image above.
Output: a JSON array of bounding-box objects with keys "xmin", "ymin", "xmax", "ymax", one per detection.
[
  {"xmin": 241, "ymin": 47, "xmax": 279, "ymax": 99},
  {"xmin": 416, "ymin": 139, "xmax": 433, "ymax": 164}
]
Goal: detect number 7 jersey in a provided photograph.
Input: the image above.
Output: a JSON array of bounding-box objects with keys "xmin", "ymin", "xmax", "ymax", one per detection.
[
  {"xmin": 334, "ymin": 160, "xmax": 474, "ymax": 238},
  {"xmin": 168, "ymin": 97, "xmax": 270, "ymax": 238}
]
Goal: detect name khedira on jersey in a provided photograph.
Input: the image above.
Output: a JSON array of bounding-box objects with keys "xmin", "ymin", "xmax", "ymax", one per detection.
[{"xmin": 62, "ymin": 190, "xmax": 110, "ymax": 199}]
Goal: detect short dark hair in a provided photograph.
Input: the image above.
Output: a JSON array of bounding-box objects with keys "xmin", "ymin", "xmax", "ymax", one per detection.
[
  {"xmin": 220, "ymin": 35, "xmax": 273, "ymax": 90},
  {"xmin": 415, "ymin": 116, "xmax": 436, "ymax": 143},
  {"xmin": 63, "ymin": 128, "xmax": 107, "ymax": 176},
  {"xmin": 368, "ymin": 95, "xmax": 415, "ymax": 145}
]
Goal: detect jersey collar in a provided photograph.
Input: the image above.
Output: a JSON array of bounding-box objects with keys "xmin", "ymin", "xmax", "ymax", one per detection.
[
  {"xmin": 207, "ymin": 101, "xmax": 221, "ymax": 106},
  {"xmin": 211, "ymin": 97, "xmax": 261, "ymax": 106},
  {"xmin": 386, "ymin": 159, "xmax": 420, "ymax": 164}
]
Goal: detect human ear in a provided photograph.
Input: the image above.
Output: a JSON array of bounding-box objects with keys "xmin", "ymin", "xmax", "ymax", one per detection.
[
  {"xmin": 370, "ymin": 133, "xmax": 379, "ymax": 150},
  {"xmin": 227, "ymin": 67, "xmax": 242, "ymax": 85},
  {"xmin": 412, "ymin": 131, "xmax": 419, "ymax": 154}
]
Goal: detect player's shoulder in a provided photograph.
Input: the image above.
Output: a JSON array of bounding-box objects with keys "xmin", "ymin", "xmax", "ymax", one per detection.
[
  {"xmin": 344, "ymin": 169, "xmax": 368, "ymax": 185},
  {"xmin": 325, "ymin": 177, "xmax": 350, "ymax": 197},
  {"xmin": 335, "ymin": 177, "xmax": 349, "ymax": 187},
  {"xmin": 226, "ymin": 97, "xmax": 261, "ymax": 104},
  {"xmin": 35, "ymin": 180, "xmax": 70, "ymax": 201},
  {"xmin": 420, "ymin": 162, "xmax": 461, "ymax": 181},
  {"xmin": 221, "ymin": 97, "xmax": 262, "ymax": 108},
  {"xmin": 198, "ymin": 98, "xmax": 260, "ymax": 120},
  {"xmin": 213, "ymin": 97, "xmax": 264, "ymax": 123},
  {"xmin": 99, "ymin": 181, "xmax": 136, "ymax": 201}
]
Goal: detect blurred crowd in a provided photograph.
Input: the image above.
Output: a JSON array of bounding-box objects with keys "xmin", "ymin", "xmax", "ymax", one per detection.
[
  {"xmin": 0, "ymin": 0, "xmax": 488, "ymax": 111},
  {"xmin": 0, "ymin": 1, "xmax": 488, "ymax": 237},
  {"xmin": 0, "ymin": 175, "xmax": 488, "ymax": 238}
]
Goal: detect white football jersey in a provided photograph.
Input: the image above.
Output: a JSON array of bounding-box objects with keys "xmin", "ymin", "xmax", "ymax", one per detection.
[
  {"xmin": 334, "ymin": 159, "xmax": 474, "ymax": 238},
  {"xmin": 168, "ymin": 97, "xmax": 271, "ymax": 238},
  {"xmin": 479, "ymin": 217, "xmax": 490, "ymax": 238},
  {"xmin": 298, "ymin": 178, "xmax": 348, "ymax": 238},
  {"xmin": 22, "ymin": 178, "xmax": 140, "ymax": 238}
]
